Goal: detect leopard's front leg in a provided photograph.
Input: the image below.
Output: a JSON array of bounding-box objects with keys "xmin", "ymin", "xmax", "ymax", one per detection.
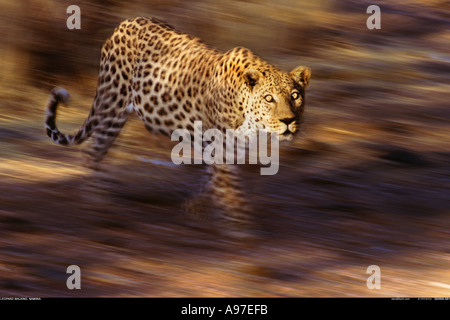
[{"xmin": 185, "ymin": 164, "xmax": 256, "ymax": 238}]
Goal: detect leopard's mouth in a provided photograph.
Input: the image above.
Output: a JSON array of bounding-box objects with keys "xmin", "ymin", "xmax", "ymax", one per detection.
[
  {"xmin": 282, "ymin": 128, "xmax": 293, "ymax": 135},
  {"xmin": 279, "ymin": 129, "xmax": 295, "ymax": 141}
]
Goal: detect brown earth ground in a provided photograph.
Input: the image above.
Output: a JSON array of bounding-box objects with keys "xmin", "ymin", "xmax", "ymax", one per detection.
[{"xmin": 0, "ymin": 0, "xmax": 449, "ymax": 297}]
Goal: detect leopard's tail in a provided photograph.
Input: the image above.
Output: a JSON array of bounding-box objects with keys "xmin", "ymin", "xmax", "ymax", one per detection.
[{"xmin": 45, "ymin": 87, "xmax": 94, "ymax": 146}]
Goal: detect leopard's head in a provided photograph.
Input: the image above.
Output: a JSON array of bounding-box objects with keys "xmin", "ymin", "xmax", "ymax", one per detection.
[{"xmin": 240, "ymin": 65, "xmax": 311, "ymax": 141}]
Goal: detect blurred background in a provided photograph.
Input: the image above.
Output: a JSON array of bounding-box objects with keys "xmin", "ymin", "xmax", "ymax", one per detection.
[{"xmin": 0, "ymin": 0, "xmax": 449, "ymax": 296}]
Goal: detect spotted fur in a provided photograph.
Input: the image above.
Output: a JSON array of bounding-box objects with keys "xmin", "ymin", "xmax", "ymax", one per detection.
[{"xmin": 44, "ymin": 17, "xmax": 311, "ymax": 236}]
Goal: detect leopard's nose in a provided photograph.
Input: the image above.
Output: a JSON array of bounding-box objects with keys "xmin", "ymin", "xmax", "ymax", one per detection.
[{"xmin": 279, "ymin": 117, "xmax": 295, "ymax": 125}]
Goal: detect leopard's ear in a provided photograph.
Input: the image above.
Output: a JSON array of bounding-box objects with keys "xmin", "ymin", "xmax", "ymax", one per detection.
[
  {"xmin": 244, "ymin": 69, "xmax": 261, "ymax": 87},
  {"xmin": 290, "ymin": 66, "xmax": 311, "ymax": 87}
]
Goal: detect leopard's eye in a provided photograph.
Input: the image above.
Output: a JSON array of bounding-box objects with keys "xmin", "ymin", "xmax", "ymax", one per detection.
[
  {"xmin": 265, "ymin": 95, "xmax": 274, "ymax": 102},
  {"xmin": 291, "ymin": 91, "xmax": 300, "ymax": 100}
]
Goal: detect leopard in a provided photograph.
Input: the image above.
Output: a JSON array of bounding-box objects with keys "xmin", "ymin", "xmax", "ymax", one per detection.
[{"xmin": 44, "ymin": 17, "xmax": 311, "ymax": 238}]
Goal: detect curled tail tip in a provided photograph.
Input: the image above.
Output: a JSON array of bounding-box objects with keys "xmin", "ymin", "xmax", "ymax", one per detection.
[
  {"xmin": 51, "ymin": 87, "xmax": 70, "ymax": 104},
  {"xmin": 45, "ymin": 87, "xmax": 72, "ymax": 146}
]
